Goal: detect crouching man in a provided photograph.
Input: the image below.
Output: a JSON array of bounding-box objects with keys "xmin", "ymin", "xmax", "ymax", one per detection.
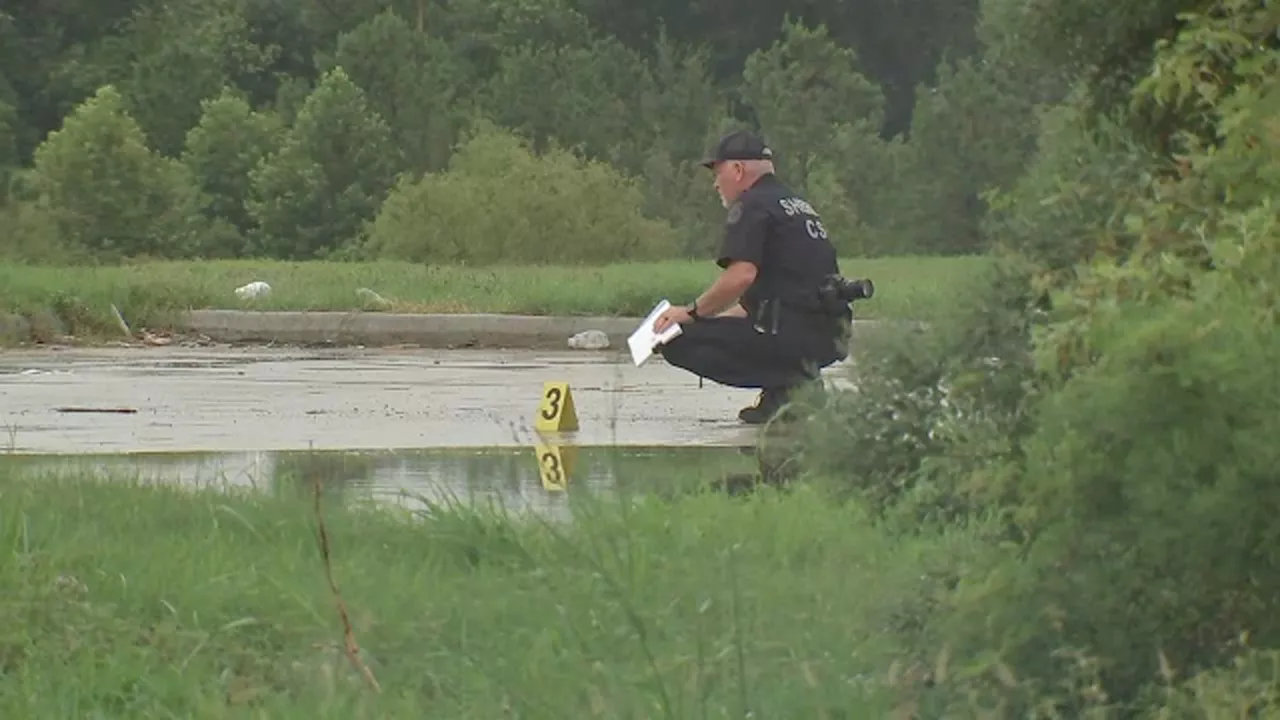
[{"xmin": 652, "ymin": 130, "xmax": 852, "ymax": 424}]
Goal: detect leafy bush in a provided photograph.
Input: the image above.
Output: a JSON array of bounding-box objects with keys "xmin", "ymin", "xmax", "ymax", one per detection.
[
  {"xmin": 14, "ymin": 85, "xmax": 210, "ymax": 262},
  {"xmin": 361, "ymin": 122, "xmax": 681, "ymax": 265},
  {"xmin": 788, "ymin": 2, "xmax": 1280, "ymax": 714}
]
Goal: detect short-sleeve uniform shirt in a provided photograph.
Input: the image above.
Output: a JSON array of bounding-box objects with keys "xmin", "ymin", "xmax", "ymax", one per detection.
[{"xmin": 716, "ymin": 173, "xmax": 840, "ymax": 319}]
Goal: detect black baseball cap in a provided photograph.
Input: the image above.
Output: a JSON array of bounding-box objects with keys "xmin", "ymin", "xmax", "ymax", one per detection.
[{"xmin": 700, "ymin": 130, "xmax": 774, "ymax": 168}]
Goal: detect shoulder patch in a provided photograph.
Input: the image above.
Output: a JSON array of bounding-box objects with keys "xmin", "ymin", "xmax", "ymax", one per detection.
[{"xmin": 726, "ymin": 202, "xmax": 743, "ymax": 224}]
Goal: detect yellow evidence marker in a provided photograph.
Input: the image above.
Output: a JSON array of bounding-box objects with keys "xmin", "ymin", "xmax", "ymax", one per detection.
[
  {"xmin": 534, "ymin": 441, "xmax": 578, "ymax": 491},
  {"xmin": 535, "ymin": 381, "xmax": 579, "ymax": 432}
]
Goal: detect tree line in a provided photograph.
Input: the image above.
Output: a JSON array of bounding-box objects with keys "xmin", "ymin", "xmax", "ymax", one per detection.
[{"xmin": 0, "ymin": 0, "xmax": 1049, "ymax": 264}]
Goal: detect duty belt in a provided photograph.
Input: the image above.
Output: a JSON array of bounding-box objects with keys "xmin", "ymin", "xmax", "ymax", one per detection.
[
  {"xmin": 751, "ymin": 299, "xmax": 781, "ymax": 335},
  {"xmin": 752, "ymin": 297, "xmax": 827, "ymax": 334}
]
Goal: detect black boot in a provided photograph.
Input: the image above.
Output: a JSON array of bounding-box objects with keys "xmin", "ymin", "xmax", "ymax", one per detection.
[
  {"xmin": 738, "ymin": 376, "xmax": 826, "ymax": 425},
  {"xmin": 738, "ymin": 387, "xmax": 790, "ymax": 424}
]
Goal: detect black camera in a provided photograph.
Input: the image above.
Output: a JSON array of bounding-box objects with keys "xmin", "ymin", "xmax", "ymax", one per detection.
[{"xmin": 817, "ymin": 274, "xmax": 874, "ymax": 313}]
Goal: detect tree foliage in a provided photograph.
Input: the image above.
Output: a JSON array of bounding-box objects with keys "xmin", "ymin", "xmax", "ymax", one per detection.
[
  {"xmin": 362, "ymin": 122, "xmax": 680, "ymax": 264},
  {"xmin": 181, "ymin": 88, "xmax": 283, "ymax": 252},
  {"xmin": 0, "ymin": 0, "xmax": 1016, "ymax": 264},
  {"xmin": 246, "ymin": 67, "xmax": 398, "ymax": 260},
  {"xmin": 787, "ymin": 0, "xmax": 1280, "ymax": 713},
  {"xmin": 17, "ymin": 85, "xmax": 207, "ymax": 261},
  {"xmin": 322, "ymin": 10, "xmax": 463, "ymax": 174},
  {"xmin": 4, "ymin": 0, "xmax": 1280, "ymax": 713}
]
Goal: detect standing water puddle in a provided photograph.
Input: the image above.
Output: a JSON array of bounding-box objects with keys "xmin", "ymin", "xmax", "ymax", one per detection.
[{"xmin": 1, "ymin": 445, "xmax": 760, "ymax": 518}]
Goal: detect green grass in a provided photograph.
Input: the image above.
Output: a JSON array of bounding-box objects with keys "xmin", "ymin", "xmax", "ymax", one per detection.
[
  {"xmin": 0, "ymin": 467, "xmax": 977, "ymax": 717},
  {"xmin": 3, "ymin": 457, "xmax": 1268, "ymax": 716},
  {"xmin": 0, "ymin": 255, "xmax": 989, "ymax": 341}
]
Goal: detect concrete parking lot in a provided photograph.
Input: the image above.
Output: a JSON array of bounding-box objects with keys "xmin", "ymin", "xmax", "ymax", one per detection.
[{"xmin": 0, "ymin": 346, "xmax": 782, "ymax": 454}]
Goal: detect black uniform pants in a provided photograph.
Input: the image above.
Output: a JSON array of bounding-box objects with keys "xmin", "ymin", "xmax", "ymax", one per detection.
[{"xmin": 657, "ymin": 316, "xmax": 838, "ymax": 390}]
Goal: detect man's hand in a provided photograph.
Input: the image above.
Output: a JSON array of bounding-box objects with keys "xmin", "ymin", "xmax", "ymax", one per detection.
[{"xmin": 652, "ymin": 305, "xmax": 693, "ymax": 334}]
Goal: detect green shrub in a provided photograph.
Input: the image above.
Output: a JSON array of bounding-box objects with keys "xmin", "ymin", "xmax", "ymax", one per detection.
[
  {"xmin": 791, "ymin": 250, "xmax": 1034, "ymax": 533},
  {"xmin": 919, "ymin": 271, "xmax": 1280, "ymax": 714},
  {"xmin": 787, "ymin": 4, "xmax": 1280, "ymax": 715},
  {"xmin": 982, "ymin": 96, "xmax": 1165, "ymax": 275},
  {"xmin": 361, "ymin": 122, "xmax": 681, "ymax": 265},
  {"xmin": 16, "ymin": 85, "xmax": 210, "ymax": 262}
]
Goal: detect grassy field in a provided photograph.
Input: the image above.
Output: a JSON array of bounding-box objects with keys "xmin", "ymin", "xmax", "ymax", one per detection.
[
  {"xmin": 3, "ymin": 460, "xmax": 1264, "ymax": 716},
  {"xmin": 0, "ymin": 255, "xmax": 989, "ymax": 341},
  {"xmin": 0, "ymin": 467, "xmax": 969, "ymax": 717}
]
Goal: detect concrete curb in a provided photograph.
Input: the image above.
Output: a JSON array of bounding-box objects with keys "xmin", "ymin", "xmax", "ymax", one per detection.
[
  {"xmin": 176, "ymin": 310, "xmax": 902, "ymax": 349},
  {"xmin": 178, "ymin": 310, "xmax": 638, "ymax": 349}
]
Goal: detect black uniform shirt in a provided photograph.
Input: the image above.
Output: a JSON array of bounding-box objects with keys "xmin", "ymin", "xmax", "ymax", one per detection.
[{"xmin": 716, "ymin": 173, "xmax": 840, "ymax": 321}]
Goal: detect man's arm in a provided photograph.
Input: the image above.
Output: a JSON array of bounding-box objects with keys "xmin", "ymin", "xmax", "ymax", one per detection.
[
  {"xmin": 652, "ymin": 196, "xmax": 767, "ymax": 332},
  {"xmin": 653, "ymin": 262, "xmax": 754, "ymax": 333},
  {"xmin": 690, "ymin": 261, "xmax": 756, "ymax": 317},
  {"xmin": 690, "ymin": 195, "xmax": 768, "ymax": 317}
]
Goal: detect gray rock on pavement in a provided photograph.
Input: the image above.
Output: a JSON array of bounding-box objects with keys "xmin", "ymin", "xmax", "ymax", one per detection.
[{"xmin": 568, "ymin": 329, "xmax": 610, "ymax": 350}]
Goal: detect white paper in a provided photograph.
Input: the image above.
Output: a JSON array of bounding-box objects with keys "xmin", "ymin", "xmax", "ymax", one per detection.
[{"xmin": 627, "ymin": 299, "xmax": 683, "ymax": 366}]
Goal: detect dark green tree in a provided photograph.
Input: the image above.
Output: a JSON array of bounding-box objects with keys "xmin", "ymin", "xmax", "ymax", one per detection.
[
  {"xmin": 24, "ymin": 84, "xmax": 207, "ymax": 260},
  {"xmin": 181, "ymin": 87, "xmax": 284, "ymax": 252},
  {"xmin": 248, "ymin": 67, "xmax": 398, "ymax": 259},
  {"xmin": 322, "ymin": 10, "xmax": 466, "ymax": 175}
]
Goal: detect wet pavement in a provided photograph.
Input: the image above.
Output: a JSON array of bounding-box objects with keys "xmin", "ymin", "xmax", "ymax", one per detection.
[
  {"xmin": 0, "ymin": 346, "xmax": 842, "ymax": 454},
  {"xmin": 3, "ymin": 445, "xmax": 760, "ymax": 518}
]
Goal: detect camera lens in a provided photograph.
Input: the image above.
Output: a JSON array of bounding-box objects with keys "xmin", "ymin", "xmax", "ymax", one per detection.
[{"xmin": 837, "ymin": 277, "xmax": 874, "ymax": 301}]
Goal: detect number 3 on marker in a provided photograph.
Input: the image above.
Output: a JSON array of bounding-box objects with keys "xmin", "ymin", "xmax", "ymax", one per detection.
[
  {"xmin": 540, "ymin": 449, "xmax": 563, "ymax": 489},
  {"xmin": 534, "ymin": 442, "xmax": 574, "ymax": 491},
  {"xmin": 535, "ymin": 381, "xmax": 578, "ymax": 432},
  {"xmin": 541, "ymin": 386, "xmax": 562, "ymax": 421}
]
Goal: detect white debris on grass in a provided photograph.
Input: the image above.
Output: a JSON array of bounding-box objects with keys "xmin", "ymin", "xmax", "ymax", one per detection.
[
  {"xmin": 356, "ymin": 287, "xmax": 392, "ymax": 309},
  {"xmin": 234, "ymin": 281, "xmax": 272, "ymax": 300}
]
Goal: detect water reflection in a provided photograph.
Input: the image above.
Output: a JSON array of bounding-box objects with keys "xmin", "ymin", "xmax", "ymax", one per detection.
[{"xmin": 2, "ymin": 444, "xmax": 760, "ymax": 518}]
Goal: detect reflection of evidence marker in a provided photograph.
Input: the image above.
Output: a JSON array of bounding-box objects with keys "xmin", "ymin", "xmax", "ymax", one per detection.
[
  {"xmin": 534, "ymin": 442, "xmax": 577, "ymax": 491},
  {"xmin": 535, "ymin": 381, "xmax": 578, "ymax": 432}
]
